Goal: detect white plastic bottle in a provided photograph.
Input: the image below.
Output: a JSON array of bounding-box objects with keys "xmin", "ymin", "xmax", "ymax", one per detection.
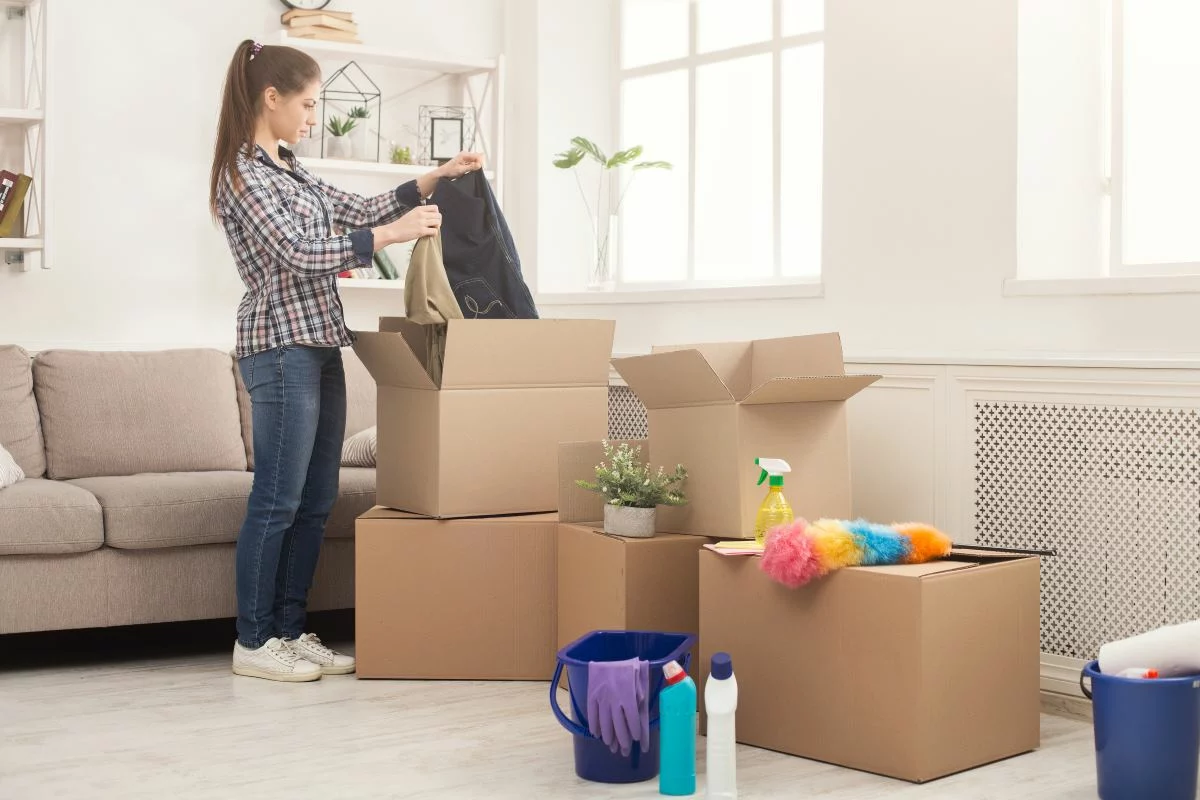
[{"xmin": 705, "ymin": 652, "xmax": 738, "ymax": 799}]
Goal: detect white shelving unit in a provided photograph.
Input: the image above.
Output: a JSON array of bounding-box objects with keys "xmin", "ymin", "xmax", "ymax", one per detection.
[
  {"xmin": 0, "ymin": 0, "xmax": 48, "ymax": 270},
  {"xmin": 279, "ymin": 31, "xmax": 505, "ymax": 294}
]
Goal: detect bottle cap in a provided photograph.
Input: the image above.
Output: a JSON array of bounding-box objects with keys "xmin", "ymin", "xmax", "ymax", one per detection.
[
  {"xmin": 711, "ymin": 652, "xmax": 733, "ymax": 681},
  {"xmin": 1147, "ymin": 669, "xmax": 1159, "ymax": 679},
  {"xmin": 663, "ymin": 660, "xmax": 688, "ymax": 686}
]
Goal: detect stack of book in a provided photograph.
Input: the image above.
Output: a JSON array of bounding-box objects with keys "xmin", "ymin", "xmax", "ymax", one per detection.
[
  {"xmin": 282, "ymin": 8, "xmax": 361, "ymax": 44},
  {"xmin": 0, "ymin": 170, "xmax": 31, "ymax": 238}
]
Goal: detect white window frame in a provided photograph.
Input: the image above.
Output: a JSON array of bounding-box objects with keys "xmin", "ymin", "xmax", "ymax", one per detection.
[
  {"xmin": 612, "ymin": 0, "xmax": 824, "ymax": 291},
  {"xmin": 1106, "ymin": 0, "xmax": 1200, "ymax": 278}
]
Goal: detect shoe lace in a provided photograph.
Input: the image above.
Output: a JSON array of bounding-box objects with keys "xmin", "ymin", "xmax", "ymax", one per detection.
[
  {"xmin": 300, "ymin": 634, "xmax": 334, "ymax": 658},
  {"xmin": 268, "ymin": 639, "xmax": 302, "ymax": 665}
]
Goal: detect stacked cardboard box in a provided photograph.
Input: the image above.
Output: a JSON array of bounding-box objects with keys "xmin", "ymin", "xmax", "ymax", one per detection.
[
  {"xmin": 610, "ymin": 332, "xmax": 1042, "ymax": 782},
  {"xmin": 352, "ymin": 318, "xmax": 615, "ymax": 680}
]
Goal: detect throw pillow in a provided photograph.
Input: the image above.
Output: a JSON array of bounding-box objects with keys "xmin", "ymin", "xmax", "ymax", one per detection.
[
  {"xmin": 0, "ymin": 442, "xmax": 25, "ymax": 489},
  {"xmin": 342, "ymin": 426, "xmax": 377, "ymax": 468}
]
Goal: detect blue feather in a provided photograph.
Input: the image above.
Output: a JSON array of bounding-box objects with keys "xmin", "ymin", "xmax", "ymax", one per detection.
[{"xmin": 845, "ymin": 519, "xmax": 912, "ymax": 566}]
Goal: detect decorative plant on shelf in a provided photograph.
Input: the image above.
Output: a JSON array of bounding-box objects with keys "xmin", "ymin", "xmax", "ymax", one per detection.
[
  {"xmin": 576, "ymin": 441, "xmax": 687, "ymax": 538},
  {"xmin": 390, "ymin": 144, "xmax": 413, "ymax": 165},
  {"xmin": 324, "ymin": 115, "xmax": 356, "ymax": 159},
  {"xmin": 347, "ymin": 106, "xmax": 370, "ymax": 120},
  {"xmin": 553, "ymin": 136, "xmax": 671, "ymax": 289},
  {"xmin": 346, "ymin": 106, "xmax": 372, "ymax": 161}
]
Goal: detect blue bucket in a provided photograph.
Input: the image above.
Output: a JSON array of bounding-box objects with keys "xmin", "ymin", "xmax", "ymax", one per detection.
[
  {"xmin": 1081, "ymin": 660, "xmax": 1200, "ymax": 800},
  {"xmin": 550, "ymin": 630, "xmax": 696, "ymax": 784}
]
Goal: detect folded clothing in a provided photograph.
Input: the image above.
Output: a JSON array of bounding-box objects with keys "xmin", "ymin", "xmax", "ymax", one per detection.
[
  {"xmin": 1099, "ymin": 619, "xmax": 1200, "ymax": 678},
  {"xmin": 587, "ymin": 657, "xmax": 650, "ymax": 756}
]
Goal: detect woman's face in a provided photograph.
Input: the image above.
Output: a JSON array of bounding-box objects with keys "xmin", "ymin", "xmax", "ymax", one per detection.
[{"xmin": 263, "ymin": 79, "xmax": 320, "ymax": 146}]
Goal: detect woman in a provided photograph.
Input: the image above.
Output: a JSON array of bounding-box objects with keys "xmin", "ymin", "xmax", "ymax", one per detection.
[{"xmin": 210, "ymin": 39, "xmax": 482, "ymax": 682}]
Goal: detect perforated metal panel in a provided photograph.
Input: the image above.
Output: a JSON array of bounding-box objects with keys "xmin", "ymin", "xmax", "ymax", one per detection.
[
  {"xmin": 608, "ymin": 386, "xmax": 648, "ymax": 440},
  {"xmin": 974, "ymin": 402, "xmax": 1200, "ymax": 659}
]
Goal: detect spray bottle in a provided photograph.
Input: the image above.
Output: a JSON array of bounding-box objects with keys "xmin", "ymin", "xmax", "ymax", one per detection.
[{"xmin": 754, "ymin": 458, "xmax": 794, "ymax": 546}]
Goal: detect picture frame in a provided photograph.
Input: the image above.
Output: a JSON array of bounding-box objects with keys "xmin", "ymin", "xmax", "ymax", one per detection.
[
  {"xmin": 418, "ymin": 105, "xmax": 477, "ymax": 166},
  {"xmin": 430, "ymin": 117, "xmax": 464, "ymax": 163}
]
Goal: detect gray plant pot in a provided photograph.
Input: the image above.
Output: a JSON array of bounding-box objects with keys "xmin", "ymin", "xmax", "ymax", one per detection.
[{"xmin": 604, "ymin": 504, "xmax": 656, "ymax": 538}]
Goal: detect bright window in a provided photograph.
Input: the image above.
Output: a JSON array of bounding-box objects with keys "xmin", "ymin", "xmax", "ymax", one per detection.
[{"xmin": 617, "ymin": 0, "xmax": 824, "ymax": 287}]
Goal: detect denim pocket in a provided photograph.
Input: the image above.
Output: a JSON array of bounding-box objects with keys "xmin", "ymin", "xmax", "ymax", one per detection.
[{"xmin": 454, "ymin": 276, "xmax": 516, "ymax": 319}]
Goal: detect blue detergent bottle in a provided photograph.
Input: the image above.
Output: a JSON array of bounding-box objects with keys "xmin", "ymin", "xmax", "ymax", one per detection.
[{"xmin": 658, "ymin": 659, "xmax": 697, "ymax": 796}]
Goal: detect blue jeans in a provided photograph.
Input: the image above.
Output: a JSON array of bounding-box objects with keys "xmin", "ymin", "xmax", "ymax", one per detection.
[{"xmin": 235, "ymin": 345, "xmax": 346, "ymax": 649}]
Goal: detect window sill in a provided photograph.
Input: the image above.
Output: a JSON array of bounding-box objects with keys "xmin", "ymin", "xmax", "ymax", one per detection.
[
  {"xmin": 1003, "ymin": 275, "xmax": 1200, "ymax": 297},
  {"xmin": 536, "ymin": 280, "xmax": 823, "ymax": 305}
]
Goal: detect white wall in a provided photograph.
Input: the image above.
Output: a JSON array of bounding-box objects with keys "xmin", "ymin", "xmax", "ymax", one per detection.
[
  {"xmin": 4, "ymin": 0, "xmax": 1199, "ymax": 362},
  {"xmin": 0, "ymin": 0, "xmax": 502, "ymax": 351},
  {"xmin": 537, "ymin": 0, "xmax": 1200, "ymax": 361}
]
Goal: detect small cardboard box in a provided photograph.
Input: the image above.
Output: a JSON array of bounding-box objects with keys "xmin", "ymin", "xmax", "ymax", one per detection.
[
  {"xmin": 355, "ymin": 507, "xmax": 558, "ymax": 680},
  {"xmin": 557, "ymin": 523, "xmax": 714, "ymax": 652},
  {"xmin": 612, "ymin": 333, "xmax": 880, "ymax": 539},
  {"xmin": 698, "ymin": 548, "xmax": 1042, "ymax": 783},
  {"xmin": 353, "ymin": 318, "xmax": 615, "ymax": 518}
]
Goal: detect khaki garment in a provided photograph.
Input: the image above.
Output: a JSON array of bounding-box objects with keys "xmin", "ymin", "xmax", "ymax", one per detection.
[{"xmin": 403, "ymin": 233, "xmax": 463, "ymax": 385}]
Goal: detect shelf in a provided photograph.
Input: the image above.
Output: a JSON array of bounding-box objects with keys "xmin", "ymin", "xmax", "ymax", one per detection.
[
  {"xmin": 278, "ymin": 31, "xmax": 496, "ymax": 74},
  {"xmin": 302, "ymin": 157, "xmax": 495, "ymax": 182},
  {"xmin": 0, "ymin": 108, "xmax": 43, "ymax": 125},
  {"xmin": 0, "ymin": 238, "xmax": 44, "ymax": 250},
  {"xmin": 338, "ymin": 278, "xmax": 405, "ymax": 290}
]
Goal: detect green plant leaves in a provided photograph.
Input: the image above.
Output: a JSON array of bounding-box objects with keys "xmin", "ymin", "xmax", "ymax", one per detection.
[
  {"xmin": 326, "ymin": 115, "xmax": 356, "ymax": 136},
  {"xmin": 633, "ymin": 160, "xmax": 672, "ymax": 171},
  {"xmin": 606, "ymin": 145, "xmax": 643, "ymax": 168},
  {"xmin": 553, "ymin": 146, "xmax": 586, "ymax": 169},
  {"xmin": 572, "ymin": 136, "xmax": 608, "ymax": 165}
]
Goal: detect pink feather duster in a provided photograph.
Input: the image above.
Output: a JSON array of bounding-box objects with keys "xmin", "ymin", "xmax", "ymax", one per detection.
[{"xmin": 760, "ymin": 519, "xmax": 827, "ymax": 588}]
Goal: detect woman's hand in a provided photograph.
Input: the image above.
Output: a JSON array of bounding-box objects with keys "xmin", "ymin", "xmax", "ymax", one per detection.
[
  {"xmin": 374, "ymin": 205, "xmax": 441, "ymax": 247},
  {"xmin": 437, "ymin": 152, "xmax": 485, "ymax": 179}
]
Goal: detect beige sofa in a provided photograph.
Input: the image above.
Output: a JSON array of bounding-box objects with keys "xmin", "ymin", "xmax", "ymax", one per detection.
[{"xmin": 0, "ymin": 344, "xmax": 377, "ymax": 636}]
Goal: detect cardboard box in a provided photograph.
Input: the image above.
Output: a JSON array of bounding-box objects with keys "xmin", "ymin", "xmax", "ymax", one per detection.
[
  {"xmin": 558, "ymin": 523, "xmax": 714, "ymax": 652},
  {"xmin": 612, "ymin": 334, "xmax": 880, "ymax": 539},
  {"xmin": 698, "ymin": 548, "xmax": 1041, "ymax": 783},
  {"xmin": 355, "ymin": 507, "xmax": 558, "ymax": 680},
  {"xmin": 353, "ymin": 318, "xmax": 615, "ymax": 518}
]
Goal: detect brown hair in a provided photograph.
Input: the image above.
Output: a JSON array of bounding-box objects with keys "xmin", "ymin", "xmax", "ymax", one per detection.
[{"xmin": 209, "ymin": 40, "xmax": 320, "ymax": 218}]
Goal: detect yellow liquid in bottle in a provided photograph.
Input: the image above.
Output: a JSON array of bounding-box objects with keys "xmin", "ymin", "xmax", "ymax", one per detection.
[{"xmin": 754, "ymin": 486, "xmax": 794, "ymax": 546}]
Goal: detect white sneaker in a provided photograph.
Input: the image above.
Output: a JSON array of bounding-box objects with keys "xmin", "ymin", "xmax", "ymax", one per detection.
[
  {"xmin": 232, "ymin": 637, "xmax": 323, "ymax": 682},
  {"xmin": 286, "ymin": 633, "xmax": 356, "ymax": 675}
]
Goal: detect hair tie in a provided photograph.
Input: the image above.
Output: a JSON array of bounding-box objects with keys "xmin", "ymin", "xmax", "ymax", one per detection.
[{"xmin": 249, "ymin": 42, "xmax": 263, "ymax": 61}]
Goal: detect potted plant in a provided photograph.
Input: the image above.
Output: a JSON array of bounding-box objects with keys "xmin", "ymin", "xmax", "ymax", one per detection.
[
  {"xmin": 552, "ymin": 137, "xmax": 671, "ymax": 290},
  {"xmin": 576, "ymin": 441, "xmax": 687, "ymax": 538},
  {"xmin": 347, "ymin": 105, "xmax": 371, "ymax": 160},
  {"xmin": 390, "ymin": 144, "xmax": 413, "ymax": 165},
  {"xmin": 325, "ymin": 115, "xmax": 356, "ymax": 159}
]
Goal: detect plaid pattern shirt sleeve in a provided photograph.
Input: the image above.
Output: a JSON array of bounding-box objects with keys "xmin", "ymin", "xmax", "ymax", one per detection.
[{"xmin": 300, "ymin": 165, "xmax": 422, "ymax": 229}]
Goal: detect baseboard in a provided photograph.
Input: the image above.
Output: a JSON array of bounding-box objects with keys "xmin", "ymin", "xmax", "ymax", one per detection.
[
  {"xmin": 1039, "ymin": 652, "xmax": 1092, "ymax": 722},
  {"xmin": 1041, "ymin": 690, "xmax": 1092, "ymax": 723}
]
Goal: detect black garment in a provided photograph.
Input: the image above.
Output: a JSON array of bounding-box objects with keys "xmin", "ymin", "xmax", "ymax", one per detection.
[{"xmin": 433, "ymin": 170, "xmax": 539, "ymax": 319}]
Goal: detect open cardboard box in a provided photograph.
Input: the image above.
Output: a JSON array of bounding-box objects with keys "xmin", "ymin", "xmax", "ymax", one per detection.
[
  {"xmin": 612, "ymin": 333, "xmax": 880, "ymax": 539},
  {"xmin": 698, "ymin": 547, "xmax": 1042, "ymax": 782},
  {"xmin": 353, "ymin": 318, "xmax": 615, "ymax": 518}
]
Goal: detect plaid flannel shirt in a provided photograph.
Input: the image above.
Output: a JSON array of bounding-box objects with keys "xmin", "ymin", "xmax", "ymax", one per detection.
[{"xmin": 217, "ymin": 144, "xmax": 421, "ymax": 357}]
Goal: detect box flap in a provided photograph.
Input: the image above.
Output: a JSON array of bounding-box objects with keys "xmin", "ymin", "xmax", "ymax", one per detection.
[
  {"xmin": 651, "ymin": 341, "xmax": 753, "ymax": 398},
  {"xmin": 352, "ymin": 331, "xmax": 438, "ymax": 391},
  {"xmin": 358, "ymin": 506, "xmax": 430, "ymax": 521},
  {"xmin": 612, "ymin": 350, "xmax": 735, "ymax": 410},
  {"xmin": 440, "ymin": 319, "xmax": 615, "ymax": 389},
  {"xmin": 740, "ymin": 374, "xmax": 881, "ymax": 405},
  {"xmin": 850, "ymin": 560, "xmax": 979, "ymax": 578},
  {"xmin": 750, "ymin": 333, "xmax": 847, "ymax": 385}
]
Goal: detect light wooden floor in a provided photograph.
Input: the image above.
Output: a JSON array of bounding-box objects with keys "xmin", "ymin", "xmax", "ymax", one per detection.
[{"xmin": 0, "ymin": 641, "xmax": 1100, "ymax": 799}]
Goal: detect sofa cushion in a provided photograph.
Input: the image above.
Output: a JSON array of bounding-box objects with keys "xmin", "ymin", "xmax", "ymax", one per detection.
[
  {"xmin": 235, "ymin": 347, "xmax": 376, "ymax": 470},
  {"xmin": 35, "ymin": 349, "xmax": 248, "ymax": 480},
  {"xmin": 0, "ymin": 345, "xmax": 46, "ymax": 477},
  {"xmin": 71, "ymin": 467, "xmax": 375, "ymax": 549},
  {"xmin": 0, "ymin": 478, "xmax": 103, "ymax": 555},
  {"xmin": 70, "ymin": 471, "xmax": 254, "ymax": 549}
]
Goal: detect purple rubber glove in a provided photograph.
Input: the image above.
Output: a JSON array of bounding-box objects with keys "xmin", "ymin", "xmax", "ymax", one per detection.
[{"xmin": 587, "ymin": 658, "xmax": 650, "ymax": 756}]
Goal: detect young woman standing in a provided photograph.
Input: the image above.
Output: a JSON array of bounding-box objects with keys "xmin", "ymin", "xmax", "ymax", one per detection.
[{"xmin": 210, "ymin": 40, "xmax": 481, "ymax": 681}]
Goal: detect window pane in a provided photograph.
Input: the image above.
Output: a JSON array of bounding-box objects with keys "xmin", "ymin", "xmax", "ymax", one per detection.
[
  {"xmin": 782, "ymin": 0, "xmax": 824, "ymax": 36},
  {"xmin": 622, "ymin": 0, "xmax": 689, "ymax": 69},
  {"xmin": 1123, "ymin": 1, "xmax": 1200, "ymax": 264},
  {"xmin": 697, "ymin": 0, "xmax": 771, "ymax": 54},
  {"xmin": 620, "ymin": 70, "xmax": 690, "ymax": 282},
  {"xmin": 695, "ymin": 54, "xmax": 773, "ymax": 281},
  {"xmin": 781, "ymin": 44, "xmax": 824, "ymax": 277}
]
